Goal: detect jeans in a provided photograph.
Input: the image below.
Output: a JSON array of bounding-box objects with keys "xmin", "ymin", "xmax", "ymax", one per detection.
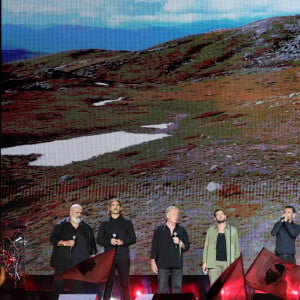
[
  {"xmin": 157, "ymin": 268, "xmax": 183, "ymax": 294},
  {"xmin": 103, "ymin": 258, "xmax": 131, "ymax": 300}
]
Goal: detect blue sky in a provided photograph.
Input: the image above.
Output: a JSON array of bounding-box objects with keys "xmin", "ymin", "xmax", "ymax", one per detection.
[
  {"xmin": 3, "ymin": 0, "xmax": 300, "ymax": 28},
  {"xmin": 2, "ymin": 0, "xmax": 300, "ymax": 57}
]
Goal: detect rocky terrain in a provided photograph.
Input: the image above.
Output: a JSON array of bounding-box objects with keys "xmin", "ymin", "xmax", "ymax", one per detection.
[{"xmin": 1, "ymin": 15, "xmax": 300, "ymax": 275}]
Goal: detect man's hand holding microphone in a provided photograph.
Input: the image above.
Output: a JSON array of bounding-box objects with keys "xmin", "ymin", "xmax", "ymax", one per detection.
[{"xmin": 111, "ymin": 233, "xmax": 124, "ymax": 246}]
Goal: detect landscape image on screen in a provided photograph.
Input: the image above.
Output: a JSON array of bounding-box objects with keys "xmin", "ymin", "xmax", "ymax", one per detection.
[{"xmin": 1, "ymin": 1, "xmax": 299, "ymax": 280}]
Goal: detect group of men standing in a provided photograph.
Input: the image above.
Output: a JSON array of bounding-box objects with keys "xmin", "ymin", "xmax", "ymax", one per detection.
[
  {"xmin": 50, "ymin": 199, "xmax": 136, "ymax": 300},
  {"xmin": 50, "ymin": 200, "xmax": 300, "ymax": 300}
]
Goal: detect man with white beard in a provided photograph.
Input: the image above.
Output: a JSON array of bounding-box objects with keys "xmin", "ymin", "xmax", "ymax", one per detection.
[{"xmin": 50, "ymin": 204, "xmax": 97, "ymax": 296}]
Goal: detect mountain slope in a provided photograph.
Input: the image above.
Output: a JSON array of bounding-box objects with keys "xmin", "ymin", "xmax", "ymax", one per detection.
[{"xmin": 2, "ymin": 15, "xmax": 299, "ymax": 87}]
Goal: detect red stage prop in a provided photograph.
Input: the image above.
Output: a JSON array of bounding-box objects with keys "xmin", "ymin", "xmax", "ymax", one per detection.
[
  {"xmin": 245, "ymin": 247, "xmax": 300, "ymax": 300},
  {"xmin": 207, "ymin": 255, "xmax": 247, "ymax": 300},
  {"xmin": 55, "ymin": 249, "xmax": 116, "ymax": 283}
]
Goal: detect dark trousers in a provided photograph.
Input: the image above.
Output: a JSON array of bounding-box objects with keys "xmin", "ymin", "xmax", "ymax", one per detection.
[
  {"xmin": 103, "ymin": 258, "xmax": 131, "ymax": 300},
  {"xmin": 276, "ymin": 253, "xmax": 296, "ymax": 264},
  {"xmin": 157, "ymin": 268, "xmax": 183, "ymax": 294}
]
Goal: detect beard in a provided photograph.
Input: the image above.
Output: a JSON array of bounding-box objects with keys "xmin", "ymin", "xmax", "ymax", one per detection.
[
  {"xmin": 216, "ymin": 219, "xmax": 226, "ymax": 223},
  {"xmin": 71, "ymin": 216, "xmax": 82, "ymax": 224}
]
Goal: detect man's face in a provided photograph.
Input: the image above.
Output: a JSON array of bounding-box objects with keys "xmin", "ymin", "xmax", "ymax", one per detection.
[
  {"xmin": 70, "ymin": 206, "xmax": 83, "ymax": 224},
  {"xmin": 215, "ymin": 210, "xmax": 226, "ymax": 223},
  {"xmin": 284, "ymin": 208, "xmax": 295, "ymax": 221},
  {"xmin": 167, "ymin": 208, "xmax": 179, "ymax": 224},
  {"xmin": 110, "ymin": 200, "xmax": 121, "ymax": 215}
]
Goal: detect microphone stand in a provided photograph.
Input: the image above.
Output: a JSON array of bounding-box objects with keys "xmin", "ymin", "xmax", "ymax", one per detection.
[{"xmin": 228, "ymin": 218, "xmax": 232, "ymax": 265}]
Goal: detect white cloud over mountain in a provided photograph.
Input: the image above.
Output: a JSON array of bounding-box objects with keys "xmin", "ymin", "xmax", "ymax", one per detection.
[{"xmin": 3, "ymin": 0, "xmax": 300, "ymax": 28}]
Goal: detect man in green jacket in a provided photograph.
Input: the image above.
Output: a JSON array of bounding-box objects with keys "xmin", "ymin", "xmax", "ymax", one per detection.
[{"xmin": 202, "ymin": 208, "xmax": 240, "ymax": 286}]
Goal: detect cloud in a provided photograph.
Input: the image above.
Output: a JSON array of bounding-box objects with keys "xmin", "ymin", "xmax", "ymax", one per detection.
[
  {"xmin": 2, "ymin": 0, "xmax": 300, "ymax": 27},
  {"xmin": 163, "ymin": 0, "xmax": 300, "ymax": 15}
]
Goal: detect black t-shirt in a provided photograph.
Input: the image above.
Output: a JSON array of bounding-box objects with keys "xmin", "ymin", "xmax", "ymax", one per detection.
[{"xmin": 216, "ymin": 233, "xmax": 227, "ymax": 261}]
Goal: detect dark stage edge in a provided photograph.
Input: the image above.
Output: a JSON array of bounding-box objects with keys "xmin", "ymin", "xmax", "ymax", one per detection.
[{"xmin": 0, "ymin": 275, "xmax": 282, "ymax": 300}]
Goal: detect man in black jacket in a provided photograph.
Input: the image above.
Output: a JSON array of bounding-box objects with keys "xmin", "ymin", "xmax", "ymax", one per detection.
[
  {"xmin": 50, "ymin": 204, "xmax": 97, "ymax": 294},
  {"xmin": 97, "ymin": 198, "xmax": 136, "ymax": 300},
  {"xmin": 150, "ymin": 205, "xmax": 190, "ymax": 294},
  {"xmin": 271, "ymin": 205, "xmax": 300, "ymax": 264}
]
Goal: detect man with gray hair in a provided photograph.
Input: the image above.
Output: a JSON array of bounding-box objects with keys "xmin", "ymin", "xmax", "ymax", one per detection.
[
  {"xmin": 150, "ymin": 206, "xmax": 190, "ymax": 294},
  {"xmin": 50, "ymin": 204, "xmax": 97, "ymax": 295}
]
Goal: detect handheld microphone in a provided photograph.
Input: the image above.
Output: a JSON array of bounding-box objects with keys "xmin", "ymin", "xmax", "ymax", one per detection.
[
  {"xmin": 280, "ymin": 217, "xmax": 285, "ymax": 221},
  {"xmin": 112, "ymin": 233, "xmax": 118, "ymax": 247},
  {"xmin": 173, "ymin": 232, "xmax": 178, "ymax": 248},
  {"xmin": 70, "ymin": 235, "xmax": 76, "ymax": 251}
]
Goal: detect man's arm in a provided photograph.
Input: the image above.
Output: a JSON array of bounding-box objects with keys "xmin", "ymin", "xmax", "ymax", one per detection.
[
  {"xmin": 150, "ymin": 228, "xmax": 159, "ymax": 273},
  {"xmin": 271, "ymin": 221, "xmax": 283, "ymax": 236},
  {"xmin": 181, "ymin": 227, "xmax": 190, "ymax": 252},
  {"xmin": 50, "ymin": 223, "xmax": 62, "ymax": 246},
  {"xmin": 150, "ymin": 228, "xmax": 158, "ymax": 260},
  {"xmin": 96, "ymin": 221, "xmax": 110, "ymax": 247},
  {"xmin": 123, "ymin": 220, "xmax": 137, "ymax": 246},
  {"xmin": 50, "ymin": 222, "xmax": 75, "ymax": 247},
  {"xmin": 150, "ymin": 258, "xmax": 158, "ymax": 274},
  {"xmin": 87, "ymin": 224, "xmax": 97, "ymax": 254},
  {"xmin": 285, "ymin": 222, "xmax": 300, "ymax": 238},
  {"xmin": 202, "ymin": 230, "xmax": 209, "ymax": 272},
  {"xmin": 234, "ymin": 227, "xmax": 240, "ymax": 258}
]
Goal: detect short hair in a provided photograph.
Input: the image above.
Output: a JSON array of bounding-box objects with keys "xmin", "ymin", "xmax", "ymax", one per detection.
[
  {"xmin": 285, "ymin": 205, "xmax": 296, "ymax": 214},
  {"xmin": 165, "ymin": 205, "xmax": 179, "ymax": 215},
  {"xmin": 214, "ymin": 208, "xmax": 225, "ymax": 217},
  {"xmin": 108, "ymin": 198, "xmax": 123, "ymax": 216},
  {"xmin": 70, "ymin": 204, "xmax": 82, "ymax": 212}
]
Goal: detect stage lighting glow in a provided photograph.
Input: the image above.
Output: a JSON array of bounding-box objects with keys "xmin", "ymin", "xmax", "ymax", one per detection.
[{"xmin": 135, "ymin": 290, "xmax": 142, "ymax": 296}]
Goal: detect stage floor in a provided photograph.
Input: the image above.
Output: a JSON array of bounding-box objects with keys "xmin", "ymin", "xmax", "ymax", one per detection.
[{"xmin": 0, "ymin": 275, "xmax": 282, "ymax": 300}]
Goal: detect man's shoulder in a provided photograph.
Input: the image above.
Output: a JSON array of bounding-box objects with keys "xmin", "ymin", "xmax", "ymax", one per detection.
[
  {"xmin": 56, "ymin": 217, "xmax": 69, "ymax": 226},
  {"xmin": 80, "ymin": 220, "xmax": 93, "ymax": 228},
  {"xmin": 155, "ymin": 223, "xmax": 166, "ymax": 230},
  {"xmin": 177, "ymin": 223, "xmax": 187, "ymax": 231},
  {"xmin": 291, "ymin": 222, "xmax": 300, "ymax": 229},
  {"xmin": 228, "ymin": 224, "xmax": 238, "ymax": 230},
  {"xmin": 207, "ymin": 225, "xmax": 217, "ymax": 231},
  {"xmin": 100, "ymin": 217, "xmax": 111, "ymax": 224},
  {"xmin": 121, "ymin": 216, "xmax": 133, "ymax": 222}
]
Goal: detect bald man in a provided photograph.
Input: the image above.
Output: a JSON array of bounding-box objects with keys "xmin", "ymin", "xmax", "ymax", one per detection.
[{"xmin": 50, "ymin": 204, "xmax": 97, "ymax": 295}]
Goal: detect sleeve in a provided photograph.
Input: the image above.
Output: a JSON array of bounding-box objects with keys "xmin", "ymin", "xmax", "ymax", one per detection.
[
  {"xmin": 202, "ymin": 229, "xmax": 209, "ymax": 263},
  {"xmin": 124, "ymin": 220, "xmax": 137, "ymax": 246},
  {"xmin": 150, "ymin": 227, "xmax": 159, "ymax": 259},
  {"xmin": 271, "ymin": 221, "xmax": 283, "ymax": 236},
  {"xmin": 96, "ymin": 221, "xmax": 110, "ymax": 247},
  {"xmin": 50, "ymin": 222, "xmax": 62, "ymax": 246},
  {"xmin": 182, "ymin": 227, "xmax": 190, "ymax": 252},
  {"xmin": 234, "ymin": 227, "xmax": 240, "ymax": 259},
  {"xmin": 88, "ymin": 225, "xmax": 97, "ymax": 255},
  {"xmin": 285, "ymin": 222, "xmax": 300, "ymax": 238}
]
